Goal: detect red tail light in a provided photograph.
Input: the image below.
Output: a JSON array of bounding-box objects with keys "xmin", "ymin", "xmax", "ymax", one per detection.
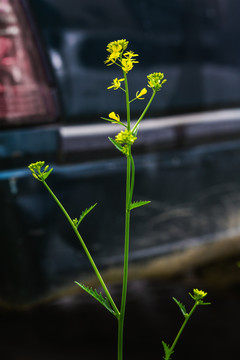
[{"xmin": 0, "ymin": 0, "xmax": 58, "ymax": 126}]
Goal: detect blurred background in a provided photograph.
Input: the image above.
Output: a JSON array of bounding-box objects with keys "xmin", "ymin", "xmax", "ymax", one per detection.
[{"xmin": 1, "ymin": 0, "xmax": 240, "ymax": 359}]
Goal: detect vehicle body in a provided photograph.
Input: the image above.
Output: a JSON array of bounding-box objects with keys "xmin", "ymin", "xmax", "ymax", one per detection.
[{"xmin": 1, "ymin": 0, "xmax": 240, "ymax": 307}]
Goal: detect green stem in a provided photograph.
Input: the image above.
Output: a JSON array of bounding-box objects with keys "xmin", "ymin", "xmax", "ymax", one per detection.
[
  {"xmin": 168, "ymin": 302, "xmax": 198, "ymax": 357},
  {"xmin": 118, "ymin": 150, "xmax": 132, "ymax": 360},
  {"xmin": 118, "ymin": 72, "xmax": 133, "ymax": 360},
  {"xmin": 132, "ymin": 90, "xmax": 156, "ymax": 133},
  {"xmin": 129, "ymin": 154, "xmax": 135, "ymax": 202},
  {"xmin": 42, "ymin": 180, "xmax": 120, "ymax": 318},
  {"xmin": 124, "ymin": 72, "xmax": 131, "ymax": 130}
]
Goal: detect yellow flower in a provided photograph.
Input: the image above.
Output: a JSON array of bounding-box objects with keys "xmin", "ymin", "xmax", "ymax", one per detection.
[
  {"xmin": 107, "ymin": 39, "xmax": 128, "ymax": 54},
  {"xmin": 109, "ymin": 112, "xmax": 120, "ymax": 122},
  {"xmin": 104, "ymin": 40, "xmax": 139, "ymax": 71},
  {"xmin": 136, "ymin": 88, "xmax": 147, "ymax": 100},
  {"xmin": 120, "ymin": 50, "xmax": 139, "ymax": 73},
  {"xmin": 147, "ymin": 72, "xmax": 167, "ymax": 91},
  {"xmin": 115, "ymin": 130, "xmax": 137, "ymax": 145},
  {"xmin": 107, "ymin": 78, "xmax": 125, "ymax": 90},
  {"xmin": 105, "ymin": 51, "xmax": 121, "ymax": 65},
  {"xmin": 105, "ymin": 39, "xmax": 129, "ymax": 65},
  {"xmin": 121, "ymin": 58, "xmax": 134, "ymax": 73},
  {"xmin": 107, "ymin": 43, "xmax": 122, "ymax": 53},
  {"xmin": 124, "ymin": 51, "xmax": 139, "ymax": 60}
]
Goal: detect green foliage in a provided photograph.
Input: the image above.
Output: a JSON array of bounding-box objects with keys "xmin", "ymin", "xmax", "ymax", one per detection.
[
  {"xmin": 101, "ymin": 116, "xmax": 127, "ymax": 127},
  {"xmin": 129, "ymin": 200, "xmax": 151, "ymax": 210},
  {"xmin": 162, "ymin": 341, "xmax": 173, "ymax": 360},
  {"xmin": 132, "ymin": 124, "xmax": 140, "ymax": 136},
  {"xmin": 172, "ymin": 297, "xmax": 188, "ymax": 318},
  {"xmin": 74, "ymin": 203, "xmax": 97, "ymax": 228},
  {"xmin": 101, "ymin": 116, "xmax": 118, "ymax": 124},
  {"xmin": 75, "ymin": 282, "xmax": 117, "ymax": 317}
]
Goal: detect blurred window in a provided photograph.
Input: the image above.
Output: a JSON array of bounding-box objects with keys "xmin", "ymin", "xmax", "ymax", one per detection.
[{"xmin": 28, "ymin": 0, "xmax": 240, "ymax": 122}]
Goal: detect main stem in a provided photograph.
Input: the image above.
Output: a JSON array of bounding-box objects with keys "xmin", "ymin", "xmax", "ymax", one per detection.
[
  {"xmin": 118, "ymin": 153, "xmax": 131, "ymax": 360},
  {"xmin": 118, "ymin": 72, "xmax": 132, "ymax": 360}
]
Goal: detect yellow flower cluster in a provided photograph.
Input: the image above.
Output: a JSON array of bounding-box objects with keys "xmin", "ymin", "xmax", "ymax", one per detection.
[
  {"xmin": 105, "ymin": 39, "xmax": 139, "ymax": 73},
  {"xmin": 147, "ymin": 72, "xmax": 167, "ymax": 92},
  {"xmin": 106, "ymin": 39, "xmax": 128, "ymax": 54},
  {"xmin": 103, "ymin": 39, "xmax": 167, "ymax": 157},
  {"xmin": 115, "ymin": 130, "xmax": 137, "ymax": 145}
]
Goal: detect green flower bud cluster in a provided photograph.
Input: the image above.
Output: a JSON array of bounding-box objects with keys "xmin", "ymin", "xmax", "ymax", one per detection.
[
  {"xmin": 189, "ymin": 289, "xmax": 210, "ymax": 305},
  {"xmin": 147, "ymin": 72, "xmax": 167, "ymax": 92},
  {"xmin": 115, "ymin": 130, "xmax": 137, "ymax": 145},
  {"xmin": 28, "ymin": 161, "xmax": 53, "ymax": 182}
]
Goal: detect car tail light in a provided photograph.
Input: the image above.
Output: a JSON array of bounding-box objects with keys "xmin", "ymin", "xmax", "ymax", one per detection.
[{"xmin": 0, "ymin": 0, "xmax": 58, "ymax": 126}]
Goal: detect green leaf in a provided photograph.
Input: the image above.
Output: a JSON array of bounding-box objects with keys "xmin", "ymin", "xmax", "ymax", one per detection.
[
  {"xmin": 173, "ymin": 297, "xmax": 188, "ymax": 318},
  {"xmin": 42, "ymin": 168, "xmax": 53, "ymax": 181},
  {"xmin": 132, "ymin": 124, "xmax": 140, "ymax": 136},
  {"xmin": 162, "ymin": 341, "xmax": 173, "ymax": 360},
  {"xmin": 101, "ymin": 117, "xmax": 118, "ymax": 124},
  {"xmin": 108, "ymin": 137, "xmax": 124, "ymax": 152},
  {"xmin": 75, "ymin": 282, "xmax": 117, "ymax": 317},
  {"xmin": 198, "ymin": 301, "xmax": 211, "ymax": 306},
  {"xmin": 129, "ymin": 200, "xmax": 151, "ymax": 210},
  {"xmin": 101, "ymin": 117, "xmax": 127, "ymax": 127},
  {"xmin": 76, "ymin": 203, "xmax": 97, "ymax": 227}
]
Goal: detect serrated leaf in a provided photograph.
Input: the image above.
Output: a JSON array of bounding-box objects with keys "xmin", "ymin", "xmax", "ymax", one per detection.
[
  {"xmin": 76, "ymin": 203, "xmax": 97, "ymax": 227},
  {"xmin": 162, "ymin": 341, "xmax": 173, "ymax": 360},
  {"xmin": 129, "ymin": 200, "xmax": 151, "ymax": 210},
  {"xmin": 108, "ymin": 137, "xmax": 124, "ymax": 152},
  {"xmin": 75, "ymin": 282, "xmax": 117, "ymax": 317},
  {"xmin": 173, "ymin": 297, "xmax": 188, "ymax": 318}
]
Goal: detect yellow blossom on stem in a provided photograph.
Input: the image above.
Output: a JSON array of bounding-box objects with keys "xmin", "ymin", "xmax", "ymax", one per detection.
[
  {"xmin": 121, "ymin": 58, "xmax": 134, "ymax": 73},
  {"xmin": 115, "ymin": 130, "xmax": 137, "ymax": 145},
  {"xmin": 105, "ymin": 39, "xmax": 129, "ymax": 65},
  {"xmin": 136, "ymin": 88, "xmax": 147, "ymax": 100},
  {"xmin": 124, "ymin": 51, "xmax": 139, "ymax": 60},
  {"xmin": 105, "ymin": 51, "xmax": 121, "ymax": 66},
  {"xmin": 147, "ymin": 72, "xmax": 167, "ymax": 92},
  {"xmin": 106, "ymin": 39, "xmax": 128, "ymax": 54},
  {"xmin": 120, "ymin": 51, "xmax": 139, "ymax": 73},
  {"xmin": 109, "ymin": 112, "xmax": 120, "ymax": 122},
  {"xmin": 107, "ymin": 78, "xmax": 125, "ymax": 90}
]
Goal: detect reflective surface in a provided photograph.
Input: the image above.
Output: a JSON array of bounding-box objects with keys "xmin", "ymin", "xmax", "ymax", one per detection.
[
  {"xmin": 1, "ymin": 138, "xmax": 240, "ymax": 306},
  {"xmin": 28, "ymin": 0, "xmax": 240, "ymax": 121}
]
